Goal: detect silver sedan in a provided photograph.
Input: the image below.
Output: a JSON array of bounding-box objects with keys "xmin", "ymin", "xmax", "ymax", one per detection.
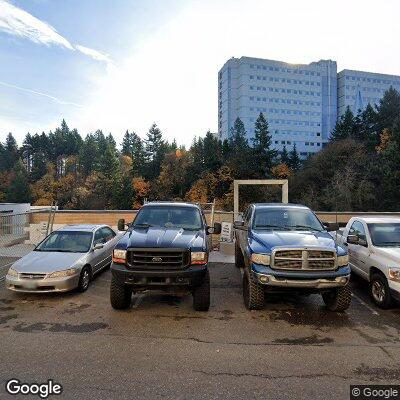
[{"xmin": 5, "ymin": 224, "xmax": 123, "ymax": 293}]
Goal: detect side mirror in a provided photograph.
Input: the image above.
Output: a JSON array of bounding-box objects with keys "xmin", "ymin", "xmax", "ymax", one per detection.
[
  {"xmin": 346, "ymin": 234, "xmax": 359, "ymax": 244},
  {"xmin": 358, "ymin": 237, "xmax": 368, "ymax": 247},
  {"xmin": 234, "ymin": 220, "xmax": 244, "ymax": 229},
  {"xmin": 117, "ymin": 219, "xmax": 126, "ymax": 231},
  {"xmin": 93, "ymin": 243, "xmax": 104, "ymax": 251},
  {"xmin": 324, "ymin": 222, "xmax": 340, "ymax": 232}
]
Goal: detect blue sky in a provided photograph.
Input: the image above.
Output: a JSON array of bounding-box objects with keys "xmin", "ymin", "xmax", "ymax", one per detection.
[{"xmin": 1, "ymin": 0, "xmax": 400, "ymax": 147}]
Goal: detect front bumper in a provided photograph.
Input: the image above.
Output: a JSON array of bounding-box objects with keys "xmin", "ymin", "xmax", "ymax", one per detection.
[
  {"xmin": 5, "ymin": 274, "xmax": 80, "ymax": 293},
  {"xmin": 251, "ymin": 263, "xmax": 351, "ymax": 290},
  {"xmin": 111, "ymin": 262, "xmax": 207, "ymax": 287}
]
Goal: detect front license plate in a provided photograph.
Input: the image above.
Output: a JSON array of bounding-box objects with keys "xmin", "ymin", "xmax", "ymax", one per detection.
[{"xmin": 23, "ymin": 281, "xmax": 37, "ymax": 289}]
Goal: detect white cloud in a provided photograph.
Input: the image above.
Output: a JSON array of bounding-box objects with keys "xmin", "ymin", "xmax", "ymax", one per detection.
[
  {"xmin": 0, "ymin": 0, "xmax": 112, "ymax": 68},
  {"xmin": 75, "ymin": 44, "xmax": 115, "ymax": 72},
  {"xmin": 0, "ymin": 0, "xmax": 73, "ymax": 49}
]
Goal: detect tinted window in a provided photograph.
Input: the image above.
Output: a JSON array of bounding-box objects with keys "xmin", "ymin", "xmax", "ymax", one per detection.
[
  {"xmin": 367, "ymin": 223, "xmax": 400, "ymax": 247},
  {"xmin": 349, "ymin": 221, "xmax": 366, "ymax": 240},
  {"xmin": 101, "ymin": 227, "xmax": 116, "ymax": 242},
  {"xmin": 133, "ymin": 206, "xmax": 203, "ymax": 230},
  {"xmin": 94, "ymin": 229, "xmax": 104, "ymax": 245},
  {"xmin": 36, "ymin": 231, "xmax": 93, "ymax": 253},
  {"xmin": 253, "ymin": 208, "xmax": 324, "ymax": 231}
]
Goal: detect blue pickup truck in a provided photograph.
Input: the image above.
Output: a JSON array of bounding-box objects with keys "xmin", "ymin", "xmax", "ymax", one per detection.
[
  {"xmin": 234, "ymin": 203, "xmax": 351, "ymax": 312},
  {"xmin": 110, "ymin": 202, "xmax": 221, "ymax": 311}
]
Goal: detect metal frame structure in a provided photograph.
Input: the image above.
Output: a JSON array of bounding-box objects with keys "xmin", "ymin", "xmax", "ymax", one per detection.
[{"xmin": 233, "ymin": 179, "xmax": 289, "ymax": 217}]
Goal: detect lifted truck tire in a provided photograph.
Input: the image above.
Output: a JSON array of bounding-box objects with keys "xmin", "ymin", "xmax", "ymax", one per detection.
[
  {"xmin": 370, "ymin": 272, "xmax": 393, "ymax": 309},
  {"xmin": 322, "ymin": 285, "xmax": 351, "ymax": 312},
  {"xmin": 243, "ymin": 272, "xmax": 265, "ymax": 310},
  {"xmin": 110, "ymin": 276, "xmax": 132, "ymax": 310},
  {"xmin": 235, "ymin": 242, "xmax": 245, "ymax": 269},
  {"xmin": 193, "ymin": 269, "xmax": 210, "ymax": 311}
]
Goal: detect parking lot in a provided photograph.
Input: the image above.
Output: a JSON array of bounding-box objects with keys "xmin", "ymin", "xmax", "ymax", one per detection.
[{"xmin": 0, "ymin": 260, "xmax": 400, "ymax": 399}]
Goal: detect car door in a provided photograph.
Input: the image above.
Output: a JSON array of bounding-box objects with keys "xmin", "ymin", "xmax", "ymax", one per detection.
[
  {"xmin": 91, "ymin": 228, "xmax": 107, "ymax": 273},
  {"xmin": 99, "ymin": 227, "xmax": 117, "ymax": 267},
  {"xmin": 240, "ymin": 207, "xmax": 252, "ymax": 257},
  {"xmin": 237, "ymin": 207, "xmax": 249, "ymax": 252},
  {"xmin": 347, "ymin": 220, "xmax": 370, "ymax": 279}
]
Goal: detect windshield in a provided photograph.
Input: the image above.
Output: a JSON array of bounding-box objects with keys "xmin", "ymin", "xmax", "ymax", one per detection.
[
  {"xmin": 368, "ymin": 223, "xmax": 400, "ymax": 247},
  {"xmin": 133, "ymin": 206, "xmax": 203, "ymax": 230},
  {"xmin": 35, "ymin": 231, "xmax": 93, "ymax": 253},
  {"xmin": 253, "ymin": 208, "xmax": 324, "ymax": 231}
]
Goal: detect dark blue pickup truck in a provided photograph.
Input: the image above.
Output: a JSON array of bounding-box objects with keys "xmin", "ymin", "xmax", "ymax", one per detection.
[
  {"xmin": 234, "ymin": 203, "xmax": 351, "ymax": 312},
  {"xmin": 110, "ymin": 202, "xmax": 221, "ymax": 311}
]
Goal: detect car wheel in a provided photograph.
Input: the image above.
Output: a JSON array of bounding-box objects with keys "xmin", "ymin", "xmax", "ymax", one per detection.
[
  {"xmin": 110, "ymin": 276, "xmax": 132, "ymax": 309},
  {"xmin": 370, "ymin": 273, "xmax": 392, "ymax": 309},
  {"xmin": 193, "ymin": 269, "xmax": 210, "ymax": 311},
  {"xmin": 77, "ymin": 266, "xmax": 91, "ymax": 292},
  {"xmin": 322, "ymin": 285, "xmax": 352, "ymax": 312},
  {"xmin": 235, "ymin": 242, "xmax": 245, "ymax": 268},
  {"xmin": 243, "ymin": 271, "xmax": 264, "ymax": 310}
]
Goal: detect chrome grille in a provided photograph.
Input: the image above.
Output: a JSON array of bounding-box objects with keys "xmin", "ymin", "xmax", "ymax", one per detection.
[
  {"xmin": 274, "ymin": 259, "xmax": 302, "ymax": 269},
  {"xmin": 19, "ymin": 273, "xmax": 46, "ymax": 280},
  {"xmin": 272, "ymin": 248, "xmax": 336, "ymax": 271},
  {"xmin": 126, "ymin": 248, "xmax": 190, "ymax": 270},
  {"xmin": 275, "ymin": 250, "xmax": 302, "ymax": 258}
]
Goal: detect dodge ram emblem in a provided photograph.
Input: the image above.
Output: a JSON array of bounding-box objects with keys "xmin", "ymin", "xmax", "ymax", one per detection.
[{"xmin": 152, "ymin": 257, "xmax": 163, "ymax": 263}]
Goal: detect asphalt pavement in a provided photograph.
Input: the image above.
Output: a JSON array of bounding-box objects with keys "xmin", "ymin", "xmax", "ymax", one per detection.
[{"xmin": 0, "ymin": 262, "xmax": 399, "ymax": 399}]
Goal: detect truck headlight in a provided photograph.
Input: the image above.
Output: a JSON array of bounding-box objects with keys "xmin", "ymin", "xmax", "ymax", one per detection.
[
  {"xmin": 389, "ymin": 268, "xmax": 400, "ymax": 282},
  {"xmin": 113, "ymin": 249, "xmax": 127, "ymax": 264},
  {"xmin": 48, "ymin": 268, "xmax": 78, "ymax": 278},
  {"xmin": 191, "ymin": 251, "xmax": 207, "ymax": 265},
  {"xmin": 7, "ymin": 267, "xmax": 18, "ymax": 277},
  {"xmin": 251, "ymin": 253, "xmax": 271, "ymax": 266},
  {"xmin": 337, "ymin": 255, "xmax": 349, "ymax": 267}
]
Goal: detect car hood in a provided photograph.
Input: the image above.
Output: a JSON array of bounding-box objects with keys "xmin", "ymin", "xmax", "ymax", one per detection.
[
  {"xmin": 249, "ymin": 230, "xmax": 338, "ymax": 253},
  {"xmin": 12, "ymin": 251, "xmax": 86, "ymax": 273},
  {"xmin": 373, "ymin": 247, "xmax": 400, "ymax": 263},
  {"xmin": 117, "ymin": 227, "xmax": 205, "ymax": 251}
]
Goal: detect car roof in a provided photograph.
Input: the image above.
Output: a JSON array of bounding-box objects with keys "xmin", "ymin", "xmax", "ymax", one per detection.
[
  {"xmin": 142, "ymin": 201, "xmax": 200, "ymax": 209},
  {"xmin": 354, "ymin": 217, "xmax": 400, "ymax": 224},
  {"xmin": 252, "ymin": 203, "xmax": 310, "ymax": 209},
  {"xmin": 58, "ymin": 224, "xmax": 107, "ymax": 232}
]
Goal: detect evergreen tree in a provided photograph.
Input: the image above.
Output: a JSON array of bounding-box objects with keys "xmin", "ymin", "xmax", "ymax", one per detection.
[
  {"xmin": 280, "ymin": 145, "xmax": 290, "ymax": 165},
  {"xmin": 251, "ymin": 113, "xmax": 277, "ymax": 177},
  {"xmin": 121, "ymin": 130, "xmax": 134, "ymax": 156},
  {"xmin": 375, "ymin": 87, "xmax": 400, "ymax": 134},
  {"xmin": 0, "ymin": 133, "xmax": 19, "ymax": 171},
  {"xmin": 79, "ymin": 134, "xmax": 98, "ymax": 176},
  {"xmin": 228, "ymin": 117, "xmax": 252, "ymax": 178},
  {"xmin": 229, "ymin": 117, "xmax": 248, "ymax": 150},
  {"xmin": 131, "ymin": 133, "xmax": 146, "ymax": 177},
  {"xmin": 6, "ymin": 160, "xmax": 30, "ymax": 202},
  {"xmin": 144, "ymin": 123, "xmax": 165, "ymax": 180},
  {"xmin": 330, "ymin": 107, "xmax": 355, "ymax": 141},
  {"xmin": 354, "ymin": 103, "xmax": 378, "ymax": 148},
  {"xmin": 202, "ymin": 132, "xmax": 221, "ymax": 172},
  {"xmin": 288, "ymin": 144, "xmax": 301, "ymax": 171}
]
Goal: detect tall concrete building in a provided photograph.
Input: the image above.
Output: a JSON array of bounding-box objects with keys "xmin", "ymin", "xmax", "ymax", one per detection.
[
  {"xmin": 218, "ymin": 56, "xmax": 400, "ymax": 157},
  {"xmin": 218, "ymin": 57, "xmax": 337, "ymax": 157},
  {"xmin": 338, "ymin": 69, "xmax": 400, "ymax": 116}
]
